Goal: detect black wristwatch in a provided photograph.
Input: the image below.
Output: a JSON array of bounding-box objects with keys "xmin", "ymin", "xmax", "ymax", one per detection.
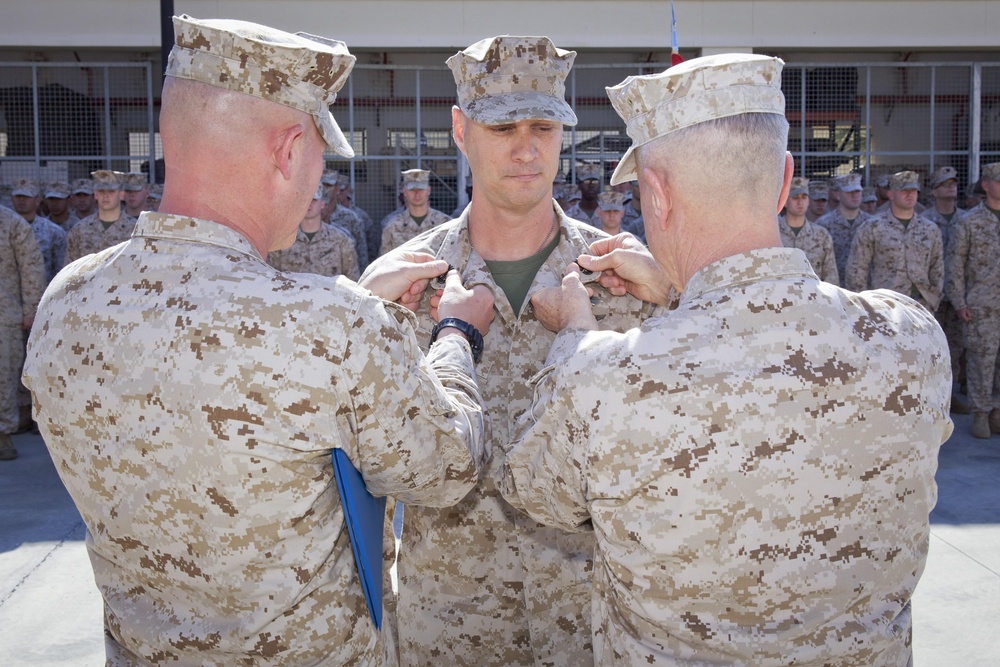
[{"xmin": 430, "ymin": 317, "xmax": 484, "ymax": 363}]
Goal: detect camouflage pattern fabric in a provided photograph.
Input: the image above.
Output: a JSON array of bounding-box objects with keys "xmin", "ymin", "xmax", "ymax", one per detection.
[
  {"xmin": 845, "ymin": 211, "xmax": 944, "ymax": 310},
  {"xmin": 1, "ymin": 206, "xmax": 45, "ymax": 436},
  {"xmin": 925, "ymin": 206, "xmax": 969, "ymax": 375},
  {"xmin": 328, "ymin": 204, "xmax": 368, "ymax": 268},
  {"xmin": 563, "ymin": 202, "xmax": 600, "ymax": 228},
  {"xmin": 815, "ymin": 208, "xmax": 869, "ymax": 285},
  {"xmin": 27, "ymin": 215, "xmax": 67, "ymax": 283},
  {"xmin": 23, "ymin": 212, "xmax": 488, "ymax": 666},
  {"xmin": 621, "ymin": 204, "xmax": 646, "ymax": 244},
  {"xmin": 267, "ymin": 223, "xmax": 360, "ymax": 280},
  {"xmin": 923, "ymin": 206, "xmax": 967, "ymax": 253},
  {"xmin": 945, "ymin": 202, "xmax": 1000, "ymax": 412},
  {"xmin": 66, "ymin": 210, "xmax": 136, "ymax": 263},
  {"xmin": 362, "ymin": 204, "xmax": 660, "ymax": 667},
  {"xmin": 501, "ymin": 247, "xmax": 953, "ymax": 667},
  {"xmin": 379, "ymin": 208, "xmax": 450, "ymax": 256},
  {"xmin": 778, "ymin": 216, "xmax": 839, "ymax": 284}
]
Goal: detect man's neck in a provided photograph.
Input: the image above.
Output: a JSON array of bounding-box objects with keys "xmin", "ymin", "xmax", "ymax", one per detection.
[
  {"xmin": 468, "ymin": 196, "xmax": 556, "ymax": 261},
  {"xmin": 784, "ymin": 213, "xmax": 806, "ymax": 228},
  {"xmin": 20, "ymin": 212, "xmax": 36, "ymax": 223},
  {"xmin": 299, "ymin": 216, "xmax": 322, "ymax": 233},
  {"xmin": 98, "ymin": 207, "xmax": 121, "ymax": 223},
  {"xmin": 407, "ymin": 203, "xmax": 429, "ymax": 218},
  {"xmin": 890, "ymin": 205, "xmax": 914, "ymax": 221},
  {"xmin": 934, "ymin": 198, "xmax": 957, "ymax": 215},
  {"xmin": 126, "ymin": 207, "xmax": 143, "ymax": 218},
  {"xmin": 48, "ymin": 211, "xmax": 69, "ymax": 223},
  {"xmin": 578, "ymin": 198, "xmax": 598, "ymax": 214},
  {"xmin": 838, "ymin": 205, "xmax": 859, "ymax": 220}
]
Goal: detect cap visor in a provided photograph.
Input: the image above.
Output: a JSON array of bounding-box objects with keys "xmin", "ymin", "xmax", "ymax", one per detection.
[
  {"xmin": 463, "ymin": 91, "xmax": 577, "ymax": 126},
  {"xmin": 317, "ymin": 111, "xmax": 354, "ymax": 158},
  {"xmin": 610, "ymin": 145, "xmax": 639, "ymax": 186}
]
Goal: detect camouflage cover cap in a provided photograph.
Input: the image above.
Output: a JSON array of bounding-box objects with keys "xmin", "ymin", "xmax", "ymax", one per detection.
[
  {"xmin": 862, "ymin": 185, "xmax": 877, "ymax": 203},
  {"xmin": 165, "ymin": 14, "xmax": 356, "ymax": 158},
  {"xmin": 788, "ymin": 177, "xmax": 810, "ymax": 197},
  {"xmin": 147, "ymin": 183, "xmax": 164, "ymax": 200},
  {"xmin": 312, "ymin": 183, "xmax": 326, "ymax": 200},
  {"xmin": 597, "ymin": 190, "xmax": 626, "ymax": 210},
  {"xmin": 837, "ymin": 173, "xmax": 862, "ymax": 192},
  {"xmin": 91, "ymin": 169, "xmax": 125, "ymax": 190},
  {"xmin": 71, "ymin": 178, "xmax": 94, "ymax": 195},
  {"xmin": 562, "ymin": 183, "xmax": 581, "ymax": 201},
  {"xmin": 576, "ymin": 162, "xmax": 602, "ymax": 183},
  {"xmin": 446, "ymin": 35, "xmax": 578, "ymax": 127},
  {"xmin": 980, "ymin": 162, "xmax": 1000, "ymax": 181},
  {"xmin": 11, "ymin": 178, "xmax": 40, "ymax": 197},
  {"xmin": 606, "ymin": 53, "xmax": 785, "ymax": 186},
  {"xmin": 929, "ymin": 165, "xmax": 958, "ymax": 188},
  {"xmin": 122, "ymin": 172, "xmax": 149, "ymax": 192},
  {"xmin": 320, "ymin": 170, "xmax": 340, "ymax": 186},
  {"xmin": 44, "ymin": 182, "xmax": 71, "ymax": 199},
  {"xmin": 890, "ymin": 170, "xmax": 920, "ymax": 191},
  {"xmin": 875, "ymin": 174, "xmax": 891, "ymax": 189},
  {"xmin": 401, "ymin": 168, "xmax": 431, "ymax": 190},
  {"xmin": 553, "ymin": 172, "xmax": 567, "ymax": 184},
  {"xmin": 808, "ymin": 181, "xmax": 828, "ymax": 200},
  {"xmin": 336, "ymin": 174, "xmax": 351, "ymax": 189}
]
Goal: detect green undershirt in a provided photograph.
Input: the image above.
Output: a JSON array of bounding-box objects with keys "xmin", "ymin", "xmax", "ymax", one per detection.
[{"xmin": 485, "ymin": 231, "xmax": 561, "ymax": 314}]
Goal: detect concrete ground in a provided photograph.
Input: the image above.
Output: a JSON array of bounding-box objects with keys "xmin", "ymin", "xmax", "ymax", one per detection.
[{"xmin": 2, "ymin": 414, "xmax": 999, "ymax": 666}]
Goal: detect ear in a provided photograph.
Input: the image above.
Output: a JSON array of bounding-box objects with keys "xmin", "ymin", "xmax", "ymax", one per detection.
[
  {"xmin": 272, "ymin": 123, "xmax": 308, "ymax": 182},
  {"xmin": 640, "ymin": 166, "xmax": 671, "ymax": 233},
  {"xmin": 776, "ymin": 152, "xmax": 794, "ymax": 214},
  {"xmin": 452, "ymin": 107, "xmax": 467, "ymax": 155}
]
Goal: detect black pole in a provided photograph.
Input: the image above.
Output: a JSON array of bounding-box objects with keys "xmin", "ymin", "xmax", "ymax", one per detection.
[{"xmin": 160, "ymin": 0, "xmax": 174, "ymax": 85}]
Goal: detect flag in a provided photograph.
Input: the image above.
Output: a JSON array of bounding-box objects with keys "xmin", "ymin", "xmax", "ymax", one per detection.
[{"xmin": 671, "ymin": 0, "xmax": 684, "ymax": 66}]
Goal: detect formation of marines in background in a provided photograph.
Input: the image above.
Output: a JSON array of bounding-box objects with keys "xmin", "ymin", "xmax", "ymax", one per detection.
[{"xmin": 0, "ymin": 11, "xmax": 991, "ymax": 667}]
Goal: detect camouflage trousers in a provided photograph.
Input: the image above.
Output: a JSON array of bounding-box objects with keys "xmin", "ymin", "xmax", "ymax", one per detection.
[
  {"xmin": 963, "ymin": 306, "xmax": 1000, "ymax": 413},
  {"xmin": 0, "ymin": 325, "xmax": 25, "ymax": 434},
  {"xmin": 936, "ymin": 300, "xmax": 965, "ymax": 378}
]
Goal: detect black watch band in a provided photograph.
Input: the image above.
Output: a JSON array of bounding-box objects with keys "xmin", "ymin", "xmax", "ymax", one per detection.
[{"xmin": 430, "ymin": 317, "xmax": 484, "ymax": 363}]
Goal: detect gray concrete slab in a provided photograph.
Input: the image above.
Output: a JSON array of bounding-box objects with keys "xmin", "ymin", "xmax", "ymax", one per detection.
[{"xmin": 2, "ymin": 413, "xmax": 998, "ymax": 666}]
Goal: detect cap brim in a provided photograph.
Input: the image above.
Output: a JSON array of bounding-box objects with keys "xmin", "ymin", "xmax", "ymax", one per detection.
[
  {"xmin": 610, "ymin": 145, "xmax": 639, "ymax": 186},
  {"xmin": 45, "ymin": 192, "xmax": 69, "ymax": 198},
  {"xmin": 841, "ymin": 186, "xmax": 862, "ymax": 192},
  {"xmin": 11, "ymin": 189, "xmax": 37, "ymax": 197},
  {"xmin": 316, "ymin": 110, "xmax": 354, "ymax": 158},
  {"xmin": 462, "ymin": 91, "xmax": 577, "ymax": 126}
]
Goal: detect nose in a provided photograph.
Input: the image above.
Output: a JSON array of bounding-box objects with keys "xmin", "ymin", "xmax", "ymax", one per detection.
[{"xmin": 511, "ymin": 128, "xmax": 539, "ymax": 163}]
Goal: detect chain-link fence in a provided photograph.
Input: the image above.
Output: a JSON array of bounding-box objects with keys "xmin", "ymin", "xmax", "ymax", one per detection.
[{"xmin": 2, "ymin": 59, "xmax": 998, "ymax": 223}]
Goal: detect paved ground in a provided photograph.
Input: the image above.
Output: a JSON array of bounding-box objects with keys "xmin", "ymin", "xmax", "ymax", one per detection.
[{"xmin": 2, "ymin": 413, "xmax": 999, "ymax": 665}]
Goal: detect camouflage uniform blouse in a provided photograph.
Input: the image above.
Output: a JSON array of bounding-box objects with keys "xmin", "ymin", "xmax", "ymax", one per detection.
[
  {"xmin": 364, "ymin": 204, "xmax": 659, "ymax": 666},
  {"xmin": 845, "ymin": 211, "xmax": 945, "ymax": 310},
  {"xmin": 502, "ymin": 248, "xmax": 953, "ymax": 667},
  {"xmin": 778, "ymin": 216, "xmax": 839, "ymax": 284},
  {"xmin": 27, "ymin": 215, "xmax": 68, "ymax": 282},
  {"xmin": 815, "ymin": 207, "xmax": 869, "ymax": 285},
  {"xmin": 66, "ymin": 209, "xmax": 136, "ymax": 262},
  {"xmin": 267, "ymin": 223, "xmax": 360, "ymax": 280},
  {"xmin": 379, "ymin": 207, "xmax": 451, "ymax": 256},
  {"xmin": 0, "ymin": 206, "xmax": 46, "ymax": 328},
  {"xmin": 23, "ymin": 212, "xmax": 487, "ymax": 667},
  {"xmin": 945, "ymin": 202, "xmax": 1000, "ymax": 311}
]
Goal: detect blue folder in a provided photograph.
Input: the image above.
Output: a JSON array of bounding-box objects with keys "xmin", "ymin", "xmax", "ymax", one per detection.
[{"xmin": 332, "ymin": 448, "xmax": 386, "ymax": 630}]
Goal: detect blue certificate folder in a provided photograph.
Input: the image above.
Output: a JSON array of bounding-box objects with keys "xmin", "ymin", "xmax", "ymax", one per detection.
[{"xmin": 332, "ymin": 448, "xmax": 386, "ymax": 630}]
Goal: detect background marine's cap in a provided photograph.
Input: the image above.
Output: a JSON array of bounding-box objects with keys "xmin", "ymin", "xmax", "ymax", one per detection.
[
  {"xmin": 91, "ymin": 170, "xmax": 125, "ymax": 190},
  {"xmin": 147, "ymin": 183, "xmax": 164, "ymax": 200},
  {"xmin": 44, "ymin": 182, "xmax": 71, "ymax": 199},
  {"xmin": 862, "ymin": 185, "xmax": 877, "ymax": 203},
  {"xmin": 575, "ymin": 162, "xmax": 602, "ymax": 183},
  {"xmin": 446, "ymin": 35, "xmax": 577, "ymax": 126},
  {"xmin": 788, "ymin": 177, "xmax": 810, "ymax": 197},
  {"xmin": 71, "ymin": 179, "xmax": 94, "ymax": 195},
  {"xmin": 808, "ymin": 181, "xmax": 828, "ymax": 200},
  {"xmin": 122, "ymin": 172, "xmax": 149, "ymax": 192},
  {"xmin": 400, "ymin": 169, "xmax": 431, "ymax": 190},
  {"xmin": 929, "ymin": 165, "xmax": 959, "ymax": 189},
  {"xmin": 875, "ymin": 174, "xmax": 891, "ymax": 189},
  {"xmin": 890, "ymin": 170, "xmax": 921, "ymax": 191},
  {"xmin": 11, "ymin": 178, "xmax": 40, "ymax": 197},
  {"xmin": 597, "ymin": 190, "xmax": 626, "ymax": 210},
  {"xmin": 562, "ymin": 183, "xmax": 581, "ymax": 202},
  {"xmin": 837, "ymin": 173, "xmax": 862, "ymax": 192},
  {"xmin": 312, "ymin": 184, "xmax": 326, "ymax": 200},
  {"xmin": 321, "ymin": 170, "xmax": 340, "ymax": 186},
  {"xmin": 981, "ymin": 163, "xmax": 1000, "ymax": 181},
  {"xmin": 165, "ymin": 14, "xmax": 356, "ymax": 157},
  {"xmin": 607, "ymin": 53, "xmax": 785, "ymax": 185}
]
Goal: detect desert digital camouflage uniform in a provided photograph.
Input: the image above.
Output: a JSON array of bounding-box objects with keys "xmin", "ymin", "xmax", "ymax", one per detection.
[
  {"xmin": 777, "ymin": 215, "xmax": 838, "ymax": 284},
  {"xmin": 378, "ymin": 206, "xmax": 450, "ymax": 256},
  {"xmin": 328, "ymin": 203, "xmax": 368, "ymax": 268},
  {"xmin": 364, "ymin": 205, "xmax": 659, "ymax": 666},
  {"xmin": 815, "ymin": 206, "xmax": 869, "ymax": 285},
  {"xmin": 562, "ymin": 200, "xmax": 600, "ymax": 227},
  {"xmin": 23, "ymin": 212, "xmax": 488, "ymax": 666},
  {"xmin": 945, "ymin": 200, "xmax": 1000, "ymax": 414},
  {"xmin": 26, "ymin": 215, "xmax": 68, "ymax": 283},
  {"xmin": 845, "ymin": 210, "xmax": 944, "ymax": 309},
  {"xmin": 267, "ymin": 222, "xmax": 360, "ymax": 280},
  {"xmin": 620, "ymin": 202, "xmax": 646, "ymax": 243},
  {"xmin": 501, "ymin": 247, "xmax": 953, "ymax": 666},
  {"xmin": 66, "ymin": 209, "xmax": 136, "ymax": 263},
  {"xmin": 1, "ymin": 206, "xmax": 45, "ymax": 445},
  {"xmin": 924, "ymin": 205, "xmax": 969, "ymax": 378}
]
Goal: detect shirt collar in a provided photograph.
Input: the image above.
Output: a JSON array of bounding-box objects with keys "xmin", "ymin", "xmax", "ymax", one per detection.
[{"xmin": 133, "ymin": 212, "xmax": 264, "ymax": 262}]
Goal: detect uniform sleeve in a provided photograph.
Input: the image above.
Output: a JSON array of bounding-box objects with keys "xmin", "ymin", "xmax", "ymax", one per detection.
[
  {"xmin": 845, "ymin": 223, "xmax": 873, "ymax": 293},
  {"xmin": 342, "ymin": 237, "xmax": 360, "ymax": 282},
  {"xmin": 499, "ymin": 329, "xmax": 593, "ymax": 533},
  {"xmin": 14, "ymin": 222, "xmax": 47, "ymax": 319},
  {"xmin": 928, "ymin": 225, "xmax": 945, "ymax": 306},
  {"xmin": 821, "ymin": 231, "xmax": 840, "ymax": 285},
  {"xmin": 945, "ymin": 217, "xmax": 969, "ymax": 310},
  {"xmin": 52, "ymin": 226, "xmax": 68, "ymax": 276},
  {"xmin": 66, "ymin": 226, "xmax": 81, "ymax": 264},
  {"xmin": 343, "ymin": 296, "xmax": 486, "ymax": 508},
  {"xmin": 267, "ymin": 248, "xmax": 285, "ymax": 272}
]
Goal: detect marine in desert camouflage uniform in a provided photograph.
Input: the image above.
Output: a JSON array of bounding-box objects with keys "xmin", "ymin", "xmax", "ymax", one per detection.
[
  {"xmin": 362, "ymin": 35, "xmax": 659, "ymax": 667},
  {"xmin": 379, "ymin": 169, "xmax": 450, "ymax": 255},
  {"xmin": 778, "ymin": 176, "xmax": 838, "ymax": 284},
  {"xmin": 562, "ymin": 162, "xmax": 602, "ymax": 227},
  {"xmin": 268, "ymin": 184, "xmax": 360, "ymax": 280},
  {"xmin": 66, "ymin": 170, "xmax": 136, "ymax": 263},
  {"xmin": 23, "ymin": 15, "xmax": 495, "ymax": 666},
  {"xmin": 945, "ymin": 162, "xmax": 1000, "ymax": 439},
  {"xmin": 815, "ymin": 172, "xmax": 868, "ymax": 285},
  {"xmin": 321, "ymin": 170, "xmax": 368, "ymax": 269},
  {"xmin": 10, "ymin": 178, "xmax": 67, "ymax": 283},
  {"xmin": 846, "ymin": 170, "xmax": 944, "ymax": 311},
  {"xmin": 501, "ymin": 53, "xmax": 953, "ymax": 667}
]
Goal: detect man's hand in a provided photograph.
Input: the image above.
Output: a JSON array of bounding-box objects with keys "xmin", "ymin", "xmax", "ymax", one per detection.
[
  {"xmin": 530, "ymin": 264, "xmax": 598, "ymax": 334},
  {"xmin": 957, "ymin": 307, "xmax": 972, "ymax": 323},
  {"xmin": 22, "ymin": 315, "xmax": 34, "ymax": 331},
  {"xmin": 578, "ymin": 233, "xmax": 672, "ymax": 306},
  {"xmin": 359, "ymin": 250, "xmax": 447, "ymax": 311},
  {"xmin": 435, "ymin": 270, "xmax": 495, "ymax": 337}
]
